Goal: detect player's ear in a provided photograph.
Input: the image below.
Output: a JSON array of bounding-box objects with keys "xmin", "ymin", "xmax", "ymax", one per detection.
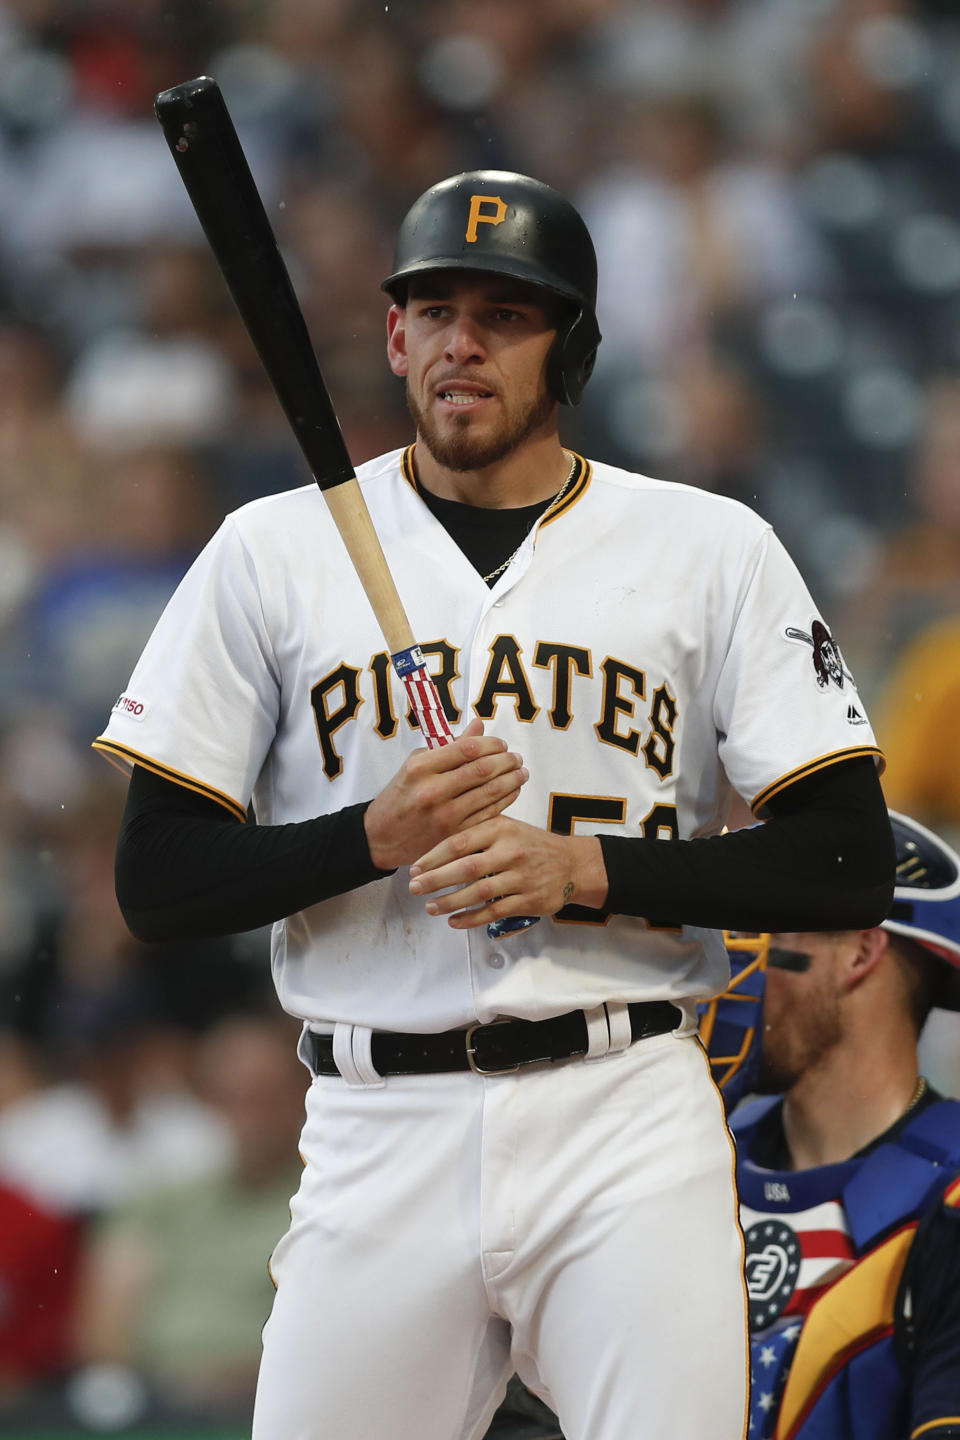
[
  {"xmin": 386, "ymin": 305, "xmax": 408, "ymax": 378},
  {"xmin": 844, "ymin": 928, "xmax": 887, "ymax": 992}
]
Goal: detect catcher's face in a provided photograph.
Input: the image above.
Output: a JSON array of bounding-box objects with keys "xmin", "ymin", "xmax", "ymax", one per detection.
[
  {"xmin": 756, "ymin": 932, "xmax": 848, "ymax": 1093},
  {"xmin": 386, "ymin": 273, "xmax": 558, "ymax": 475}
]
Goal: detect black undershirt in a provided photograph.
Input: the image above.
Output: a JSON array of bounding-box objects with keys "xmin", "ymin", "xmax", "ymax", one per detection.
[
  {"xmin": 115, "ymin": 748, "xmax": 892, "ymax": 943},
  {"xmin": 113, "ymin": 481, "xmax": 895, "ymax": 943},
  {"xmin": 415, "ymin": 484, "xmax": 555, "ymax": 585}
]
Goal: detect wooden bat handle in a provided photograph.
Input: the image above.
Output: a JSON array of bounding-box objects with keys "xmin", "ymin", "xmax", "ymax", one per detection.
[{"xmin": 321, "ymin": 483, "xmax": 417, "ymax": 657}]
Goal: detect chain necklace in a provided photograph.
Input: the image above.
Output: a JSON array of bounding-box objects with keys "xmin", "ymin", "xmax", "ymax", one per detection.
[
  {"xmin": 905, "ymin": 1075, "xmax": 927, "ymax": 1112},
  {"xmin": 481, "ymin": 453, "xmax": 578, "ymax": 584}
]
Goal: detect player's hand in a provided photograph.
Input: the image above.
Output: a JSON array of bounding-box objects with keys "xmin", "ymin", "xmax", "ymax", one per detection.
[
  {"xmin": 364, "ymin": 719, "xmax": 528, "ymax": 872},
  {"xmin": 408, "ymin": 817, "xmax": 609, "ymax": 928}
]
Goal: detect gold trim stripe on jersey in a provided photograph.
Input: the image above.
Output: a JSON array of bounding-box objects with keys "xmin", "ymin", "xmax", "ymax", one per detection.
[
  {"xmin": 91, "ymin": 738, "xmax": 247, "ymax": 821},
  {"xmin": 752, "ymin": 746, "xmax": 884, "ymax": 816},
  {"xmin": 400, "ymin": 445, "xmax": 593, "ymax": 523}
]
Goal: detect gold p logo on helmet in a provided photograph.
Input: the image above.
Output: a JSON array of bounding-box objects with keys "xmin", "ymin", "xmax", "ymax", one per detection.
[{"xmin": 465, "ymin": 194, "xmax": 508, "ymax": 243}]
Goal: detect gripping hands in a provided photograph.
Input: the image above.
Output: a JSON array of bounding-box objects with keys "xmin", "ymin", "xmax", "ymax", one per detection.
[
  {"xmin": 365, "ymin": 718, "xmax": 609, "ymax": 931},
  {"xmin": 363, "ymin": 718, "xmax": 528, "ymax": 874}
]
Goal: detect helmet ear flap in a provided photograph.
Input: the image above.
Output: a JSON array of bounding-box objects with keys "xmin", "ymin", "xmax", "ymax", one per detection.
[{"xmin": 548, "ymin": 308, "xmax": 601, "ymax": 407}]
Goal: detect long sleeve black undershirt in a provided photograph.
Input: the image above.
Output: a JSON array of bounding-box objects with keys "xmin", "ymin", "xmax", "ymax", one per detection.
[
  {"xmin": 115, "ymin": 755, "xmax": 893, "ymax": 944},
  {"xmin": 602, "ymin": 755, "xmax": 895, "ymax": 931}
]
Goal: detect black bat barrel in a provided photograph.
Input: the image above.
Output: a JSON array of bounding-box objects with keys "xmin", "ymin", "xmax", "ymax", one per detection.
[{"xmin": 154, "ymin": 77, "xmax": 355, "ymax": 492}]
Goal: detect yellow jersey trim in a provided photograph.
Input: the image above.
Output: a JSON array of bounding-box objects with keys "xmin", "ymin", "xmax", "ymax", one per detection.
[
  {"xmin": 91, "ymin": 738, "xmax": 247, "ymax": 822},
  {"xmin": 775, "ymin": 1223, "xmax": 916, "ymax": 1440},
  {"xmin": 401, "ymin": 444, "xmax": 417, "ymax": 491},
  {"xmin": 401, "ymin": 445, "xmax": 593, "ymax": 523},
  {"xmin": 540, "ymin": 453, "xmax": 591, "ymax": 526},
  {"xmin": 752, "ymin": 747, "xmax": 884, "ymax": 816},
  {"xmin": 912, "ymin": 1421, "xmax": 960, "ymax": 1438}
]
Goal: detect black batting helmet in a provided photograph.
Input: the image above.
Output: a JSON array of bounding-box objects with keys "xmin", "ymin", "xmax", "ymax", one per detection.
[{"xmin": 381, "ymin": 170, "xmax": 601, "ymax": 406}]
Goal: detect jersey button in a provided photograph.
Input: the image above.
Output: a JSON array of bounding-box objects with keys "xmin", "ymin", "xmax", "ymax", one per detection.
[{"xmin": 487, "ymin": 951, "xmax": 506, "ymax": 968}]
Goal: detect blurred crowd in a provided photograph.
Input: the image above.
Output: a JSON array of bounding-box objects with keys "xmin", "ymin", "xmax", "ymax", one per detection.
[{"xmin": 1, "ymin": 0, "xmax": 959, "ymax": 1429}]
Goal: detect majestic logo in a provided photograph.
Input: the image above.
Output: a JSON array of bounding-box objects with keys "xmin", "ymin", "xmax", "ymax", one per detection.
[
  {"xmin": 744, "ymin": 1220, "xmax": 802, "ymax": 1330},
  {"xmin": 466, "ymin": 194, "xmax": 508, "ymax": 243},
  {"xmin": 784, "ymin": 620, "xmax": 853, "ymax": 691}
]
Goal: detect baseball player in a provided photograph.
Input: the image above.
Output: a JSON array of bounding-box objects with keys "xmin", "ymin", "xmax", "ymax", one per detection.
[
  {"xmin": 701, "ymin": 811, "xmax": 960, "ymax": 1440},
  {"xmin": 94, "ymin": 171, "xmax": 895, "ymax": 1440}
]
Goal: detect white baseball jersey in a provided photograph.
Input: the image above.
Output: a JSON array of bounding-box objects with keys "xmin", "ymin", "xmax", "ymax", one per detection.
[{"xmin": 95, "ymin": 447, "xmax": 880, "ymax": 1033}]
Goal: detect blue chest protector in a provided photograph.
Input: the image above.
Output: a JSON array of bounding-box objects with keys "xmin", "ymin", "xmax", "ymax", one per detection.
[{"xmin": 732, "ymin": 1096, "xmax": 960, "ymax": 1440}]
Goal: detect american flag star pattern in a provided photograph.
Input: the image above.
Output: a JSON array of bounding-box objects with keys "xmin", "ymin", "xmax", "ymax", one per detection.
[
  {"xmin": 741, "ymin": 1199, "xmax": 856, "ymax": 1330},
  {"xmin": 748, "ymin": 1322, "xmax": 803, "ymax": 1438}
]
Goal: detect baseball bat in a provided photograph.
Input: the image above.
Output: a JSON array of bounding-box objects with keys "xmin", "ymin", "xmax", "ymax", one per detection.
[{"xmin": 154, "ymin": 76, "xmax": 535, "ymax": 936}]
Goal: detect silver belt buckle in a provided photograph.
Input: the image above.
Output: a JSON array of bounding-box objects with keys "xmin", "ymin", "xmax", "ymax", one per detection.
[{"xmin": 465, "ymin": 1019, "xmax": 521, "ymax": 1076}]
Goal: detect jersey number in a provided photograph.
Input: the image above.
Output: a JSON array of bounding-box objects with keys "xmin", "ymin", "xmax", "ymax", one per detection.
[{"xmin": 548, "ymin": 795, "xmax": 679, "ymax": 926}]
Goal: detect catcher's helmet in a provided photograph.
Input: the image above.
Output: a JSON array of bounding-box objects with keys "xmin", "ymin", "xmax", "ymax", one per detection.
[
  {"xmin": 702, "ymin": 812, "xmax": 960, "ymax": 1104},
  {"xmin": 884, "ymin": 810, "xmax": 960, "ymax": 1008},
  {"xmin": 382, "ymin": 170, "xmax": 601, "ymax": 406}
]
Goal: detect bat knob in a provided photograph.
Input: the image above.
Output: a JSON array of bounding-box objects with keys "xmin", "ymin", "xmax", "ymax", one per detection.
[{"xmin": 486, "ymin": 915, "xmax": 540, "ymax": 940}]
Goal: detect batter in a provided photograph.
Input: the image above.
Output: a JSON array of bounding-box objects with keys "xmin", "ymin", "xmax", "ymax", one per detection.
[{"xmin": 95, "ymin": 171, "xmax": 895, "ymax": 1440}]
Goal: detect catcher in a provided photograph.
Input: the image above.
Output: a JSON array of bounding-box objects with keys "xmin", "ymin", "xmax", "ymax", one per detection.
[{"xmin": 702, "ymin": 810, "xmax": 960, "ymax": 1440}]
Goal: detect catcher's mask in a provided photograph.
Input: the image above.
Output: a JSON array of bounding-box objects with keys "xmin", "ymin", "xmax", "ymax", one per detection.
[
  {"xmin": 382, "ymin": 170, "xmax": 601, "ymax": 407},
  {"xmin": 700, "ymin": 932, "xmax": 770, "ymax": 1107}
]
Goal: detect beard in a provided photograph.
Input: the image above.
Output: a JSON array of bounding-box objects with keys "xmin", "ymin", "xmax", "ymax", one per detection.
[
  {"xmin": 408, "ymin": 381, "xmax": 555, "ymax": 472},
  {"xmin": 755, "ymin": 989, "xmax": 844, "ymax": 1095}
]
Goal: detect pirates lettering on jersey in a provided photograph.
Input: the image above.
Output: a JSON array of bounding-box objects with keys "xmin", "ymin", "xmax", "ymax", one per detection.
[
  {"xmin": 644, "ymin": 684, "xmax": 678, "ymax": 778},
  {"xmin": 370, "ymin": 653, "xmax": 399, "ymax": 740},
  {"xmin": 310, "ymin": 663, "xmax": 363, "ymax": 780},
  {"xmin": 596, "ymin": 658, "xmax": 645, "ymax": 754},
  {"xmin": 310, "ymin": 636, "xmax": 683, "ymax": 782},
  {"xmin": 474, "ymin": 636, "xmax": 540, "ymax": 723},
  {"xmin": 532, "ymin": 643, "xmax": 591, "ymax": 729}
]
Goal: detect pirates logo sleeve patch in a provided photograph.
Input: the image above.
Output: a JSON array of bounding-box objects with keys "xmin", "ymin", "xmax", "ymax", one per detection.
[{"xmin": 784, "ymin": 620, "xmax": 855, "ymax": 693}]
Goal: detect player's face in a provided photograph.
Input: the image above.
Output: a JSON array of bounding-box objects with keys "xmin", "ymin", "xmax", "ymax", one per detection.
[
  {"xmin": 756, "ymin": 933, "xmax": 847, "ymax": 1093},
  {"xmin": 386, "ymin": 273, "xmax": 558, "ymax": 472}
]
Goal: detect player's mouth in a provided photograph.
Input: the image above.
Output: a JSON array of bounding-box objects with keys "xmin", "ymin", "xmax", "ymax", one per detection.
[{"xmin": 435, "ymin": 383, "xmax": 495, "ymax": 408}]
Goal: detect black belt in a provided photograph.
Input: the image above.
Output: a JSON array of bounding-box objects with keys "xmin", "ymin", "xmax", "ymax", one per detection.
[{"xmin": 308, "ymin": 1001, "xmax": 682, "ymax": 1078}]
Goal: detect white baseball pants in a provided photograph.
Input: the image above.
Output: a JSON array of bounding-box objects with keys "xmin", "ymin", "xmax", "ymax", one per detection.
[{"xmin": 252, "ymin": 1026, "xmax": 748, "ymax": 1440}]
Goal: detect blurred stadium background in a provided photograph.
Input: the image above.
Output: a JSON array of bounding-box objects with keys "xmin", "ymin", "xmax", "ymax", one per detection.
[{"xmin": 1, "ymin": 0, "xmax": 959, "ymax": 1433}]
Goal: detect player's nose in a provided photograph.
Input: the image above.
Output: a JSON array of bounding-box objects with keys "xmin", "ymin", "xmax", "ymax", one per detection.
[{"xmin": 444, "ymin": 315, "xmax": 487, "ymax": 364}]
